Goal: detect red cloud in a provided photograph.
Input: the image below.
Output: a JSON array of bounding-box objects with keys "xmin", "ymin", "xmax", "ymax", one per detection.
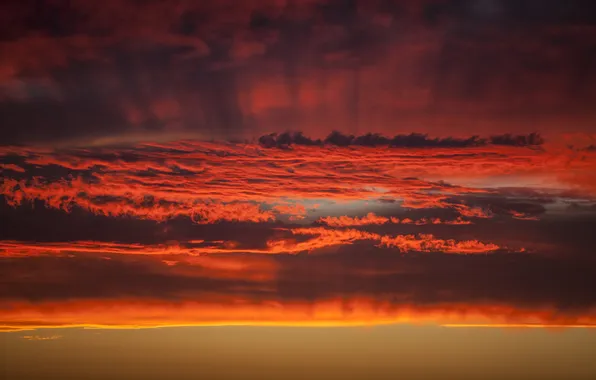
[
  {"xmin": 0, "ymin": 229, "xmax": 505, "ymax": 257},
  {"xmin": 5, "ymin": 141, "xmax": 592, "ymax": 224},
  {"xmin": 318, "ymin": 213, "xmax": 472, "ymax": 226},
  {"xmin": 0, "ymin": 163, "xmax": 24, "ymax": 172}
]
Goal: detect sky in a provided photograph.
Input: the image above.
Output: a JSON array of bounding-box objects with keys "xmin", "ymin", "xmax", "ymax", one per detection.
[
  {"xmin": 2, "ymin": 0, "xmax": 596, "ymax": 145},
  {"xmin": 1, "ymin": 1, "xmax": 596, "ymax": 379}
]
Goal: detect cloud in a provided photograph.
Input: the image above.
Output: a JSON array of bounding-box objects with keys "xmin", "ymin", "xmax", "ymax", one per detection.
[
  {"xmin": 508, "ymin": 211, "xmax": 540, "ymax": 221},
  {"xmin": 318, "ymin": 213, "xmax": 472, "ymax": 227},
  {"xmin": 0, "ymin": 227, "xmax": 506, "ymax": 257},
  {"xmin": 377, "ymin": 233, "xmax": 499, "ymax": 254},
  {"xmin": 258, "ymin": 131, "xmax": 544, "ymax": 148},
  {"xmin": 2, "ymin": 139, "xmax": 595, "ymax": 230},
  {"xmin": 190, "ymin": 202, "xmax": 274, "ymax": 224},
  {"xmin": 272, "ymin": 203, "xmax": 308, "ymax": 220},
  {"xmin": 281, "ymin": 227, "xmax": 502, "ymax": 254},
  {"xmin": 318, "ymin": 212, "xmax": 390, "ymax": 226},
  {"xmin": 0, "ymin": 163, "xmax": 25, "ymax": 172},
  {"xmin": 489, "ymin": 133, "xmax": 545, "ymax": 147},
  {"xmin": 21, "ymin": 335, "xmax": 62, "ymax": 341}
]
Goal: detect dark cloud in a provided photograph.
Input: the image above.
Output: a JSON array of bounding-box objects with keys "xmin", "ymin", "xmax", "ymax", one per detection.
[
  {"xmin": 489, "ymin": 132, "xmax": 544, "ymax": 147},
  {"xmin": 2, "ymin": 245, "xmax": 596, "ymax": 314},
  {"xmin": 446, "ymin": 192, "xmax": 551, "ymax": 217},
  {"xmin": 0, "ymin": 254, "xmax": 265, "ymax": 302},
  {"xmin": 258, "ymin": 131, "xmax": 544, "ymax": 148},
  {"xmin": 274, "ymin": 248, "xmax": 596, "ymax": 311}
]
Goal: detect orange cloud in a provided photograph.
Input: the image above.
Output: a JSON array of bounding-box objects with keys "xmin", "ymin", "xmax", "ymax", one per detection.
[
  {"xmin": 192, "ymin": 227, "xmax": 504, "ymax": 255},
  {"xmin": 318, "ymin": 213, "xmax": 472, "ymax": 226},
  {"xmin": 509, "ymin": 211, "xmax": 540, "ymax": 221},
  {"xmin": 377, "ymin": 234, "xmax": 500, "ymax": 254},
  {"xmin": 5, "ymin": 142, "xmax": 591, "ymax": 227},
  {"xmin": 288, "ymin": 227, "xmax": 500, "ymax": 254},
  {"xmin": 272, "ymin": 203, "xmax": 308, "ymax": 220},
  {"xmin": 318, "ymin": 212, "xmax": 389, "ymax": 226},
  {"xmin": 1, "ymin": 299, "xmax": 594, "ymax": 332},
  {"xmin": 0, "ymin": 228, "xmax": 505, "ymax": 257}
]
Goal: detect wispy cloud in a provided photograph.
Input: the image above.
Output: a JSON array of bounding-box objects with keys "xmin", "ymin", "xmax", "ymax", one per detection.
[{"xmin": 21, "ymin": 335, "xmax": 62, "ymax": 341}]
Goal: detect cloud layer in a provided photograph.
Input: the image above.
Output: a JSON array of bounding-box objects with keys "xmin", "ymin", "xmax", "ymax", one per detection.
[{"xmin": 1, "ymin": 138, "xmax": 596, "ymax": 330}]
